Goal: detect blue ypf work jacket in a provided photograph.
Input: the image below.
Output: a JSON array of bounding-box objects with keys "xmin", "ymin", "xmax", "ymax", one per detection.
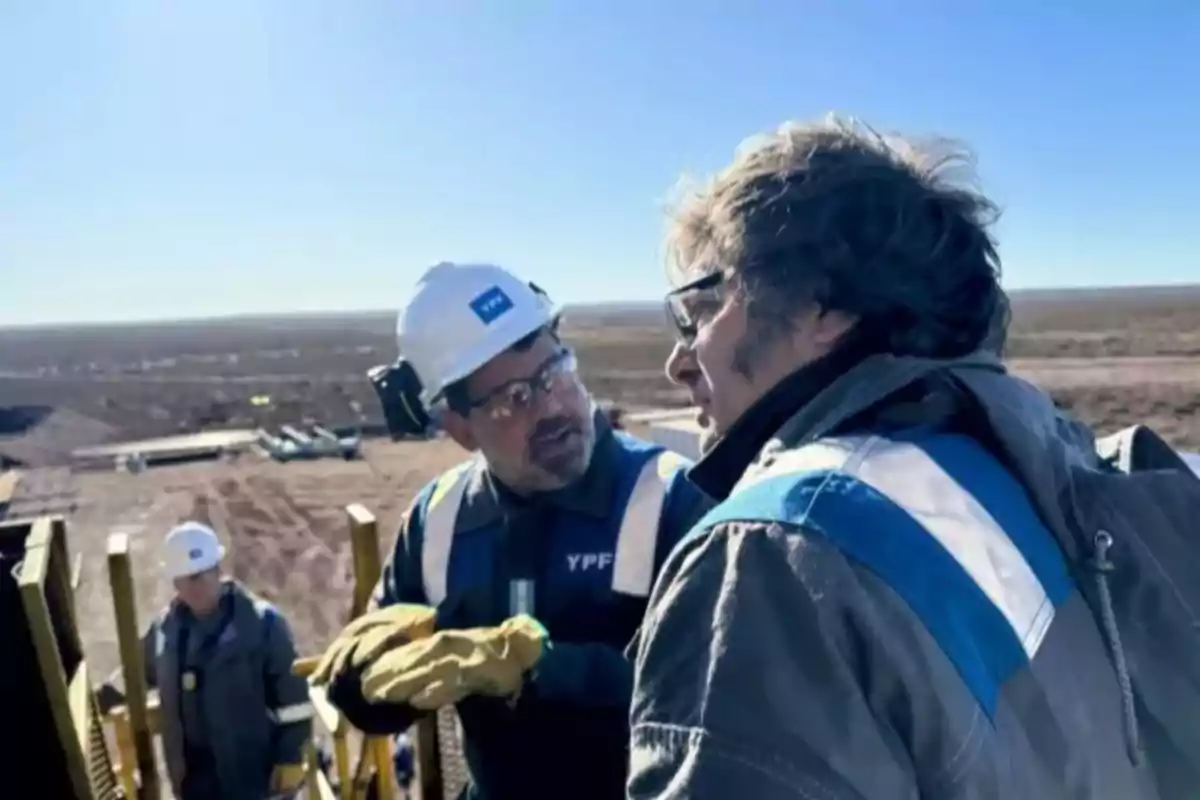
[
  {"xmin": 629, "ymin": 353, "xmax": 1163, "ymax": 799},
  {"xmin": 145, "ymin": 580, "xmax": 314, "ymax": 800},
  {"xmin": 374, "ymin": 414, "xmax": 713, "ymax": 800}
]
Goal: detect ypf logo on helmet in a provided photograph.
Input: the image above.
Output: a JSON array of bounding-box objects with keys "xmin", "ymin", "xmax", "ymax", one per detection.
[{"xmin": 468, "ymin": 285, "xmax": 515, "ymax": 325}]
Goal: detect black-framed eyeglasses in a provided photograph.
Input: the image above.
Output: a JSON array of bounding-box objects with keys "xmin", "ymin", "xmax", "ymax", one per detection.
[
  {"xmin": 468, "ymin": 349, "xmax": 579, "ymax": 420},
  {"xmin": 664, "ymin": 270, "xmax": 728, "ymax": 346}
]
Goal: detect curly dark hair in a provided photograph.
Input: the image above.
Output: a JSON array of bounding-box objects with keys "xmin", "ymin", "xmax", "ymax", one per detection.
[{"xmin": 665, "ymin": 114, "xmax": 1010, "ymax": 359}]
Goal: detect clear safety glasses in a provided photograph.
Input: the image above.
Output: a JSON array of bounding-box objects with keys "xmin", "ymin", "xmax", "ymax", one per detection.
[
  {"xmin": 468, "ymin": 349, "xmax": 580, "ymax": 421},
  {"xmin": 664, "ymin": 270, "xmax": 728, "ymax": 347}
]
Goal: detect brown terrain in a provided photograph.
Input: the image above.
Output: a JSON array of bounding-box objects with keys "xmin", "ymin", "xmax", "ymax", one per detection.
[{"xmin": 2, "ymin": 286, "xmax": 1200, "ymax": 796}]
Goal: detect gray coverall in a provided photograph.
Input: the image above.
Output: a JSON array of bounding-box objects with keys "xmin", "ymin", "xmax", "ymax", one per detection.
[{"xmin": 139, "ymin": 580, "xmax": 314, "ymax": 800}]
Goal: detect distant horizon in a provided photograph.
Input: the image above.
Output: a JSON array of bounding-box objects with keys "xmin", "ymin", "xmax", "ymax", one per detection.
[{"xmin": 4, "ymin": 281, "xmax": 1200, "ymax": 332}]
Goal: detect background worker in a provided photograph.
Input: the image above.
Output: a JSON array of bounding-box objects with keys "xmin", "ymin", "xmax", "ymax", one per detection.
[
  {"xmin": 626, "ymin": 117, "xmax": 1166, "ymax": 798},
  {"xmin": 99, "ymin": 521, "xmax": 314, "ymax": 800},
  {"xmin": 313, "ymin": 262, "xmax": 713, "ymax": 800}
]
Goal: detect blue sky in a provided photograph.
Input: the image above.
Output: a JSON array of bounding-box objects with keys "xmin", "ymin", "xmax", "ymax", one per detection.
[{"xmin": 2, "ymin": 2, "xmax": 1197, "ymax": 325}]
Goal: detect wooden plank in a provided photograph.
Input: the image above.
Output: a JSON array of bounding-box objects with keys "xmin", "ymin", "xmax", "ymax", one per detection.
[
  {"xmin": 68, "ymin": 663, "xmax": 92, "ymax": 770},
  {"xmin": 44, "ymin": 517, "xmax": 80, "ymax": 654},
  {"xmin": 295, "ymin": 505, "xmax": 447, "ymax": 799},
  {"xmin": 345, "ymin": 505, "xmax": 407, "ymax": 800},
  {"xmin": 73, "ymin": 661, "xmax": 122, "ymax": 800},
  {"xmin": 347, "ymin": 505, "xmax": 446, "ymax": 800},
  {"xmin": 331, "ymin": 731, "xmax": 352, "ymax": 800},
  {"xmin": 108, "ymin": 706, "xmax": 139, "ymax": 800},
  {"xmin": 109, "ymin": 692, "xmax": 162, "ymax": 736},
  {"xmin": 106, "ymin": 532, "xmax": 161, "ymax": 799},
  {"xmin": 18, "ymin": 525, "xmax": 93, "ymax": 799},
  {"xmin": 308, "ymin": 683, "xmax": 345, "ymax": 735},
  {"xmin": 346, "ymin": 503, "xmax": 381, "ymax": 618},
  {"xmin": 411, "ymin": 718, "xmax": 445, "ymax": 800},
  {"xmin": 310, "ymin": 752, "xmax": 339, "ymax": 800}
]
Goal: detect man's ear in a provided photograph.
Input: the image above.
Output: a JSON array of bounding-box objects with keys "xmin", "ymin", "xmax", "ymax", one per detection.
[
  {"xmin": 440, "ymin": 410, "xmax": 478, "ymax": 452},
  {"xmin": 808, "ymin": 308, "xmax": 858, "ymax": 351}
]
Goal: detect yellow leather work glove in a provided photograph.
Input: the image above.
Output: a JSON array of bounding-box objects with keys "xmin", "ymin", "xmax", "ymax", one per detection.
[
  {"xmin": 268, "ymin": 763, "xmax": 306, "ymax": 795},
  {"xmin": 309, "ymin": 603, "xmax": 437, "ymax": 686},
  {"xmin": 359, "ymin": 614, "xmax": 548, "ymax": 710}
]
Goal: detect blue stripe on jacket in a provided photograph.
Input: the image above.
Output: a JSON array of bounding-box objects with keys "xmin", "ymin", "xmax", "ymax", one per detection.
[{"xmin": 694, "ymin": 433, "xmax": 1073, "ymax": 718}]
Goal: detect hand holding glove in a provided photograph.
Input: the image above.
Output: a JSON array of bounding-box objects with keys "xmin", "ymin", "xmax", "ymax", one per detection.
[
  {"xmin": 359, "ymin": 614, "xmax": 548, "ymax": 709},
  {"xmin": 309, "ymin": 603, "xmax": 437, "ymax": 687}
]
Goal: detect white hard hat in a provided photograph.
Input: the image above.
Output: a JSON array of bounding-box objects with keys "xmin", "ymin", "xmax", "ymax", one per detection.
[
  {"xmin": 398, "ymin": 262, "xmax": 561, "ymax": 406},
  {"xmin": 162, "ymin": 521, "xmax": 226, "ymax": 581}
]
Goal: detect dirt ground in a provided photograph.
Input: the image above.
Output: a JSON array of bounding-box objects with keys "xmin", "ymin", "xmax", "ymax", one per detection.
[{"xmin": 2, "ymin": 287, "xmax": 1200, "ymax": 796}]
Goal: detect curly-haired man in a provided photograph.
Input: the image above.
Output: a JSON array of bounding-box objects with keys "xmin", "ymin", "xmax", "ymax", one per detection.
[{"xmin": 627, "ymin": 116, "xmax": 1159, "ymax": 799}]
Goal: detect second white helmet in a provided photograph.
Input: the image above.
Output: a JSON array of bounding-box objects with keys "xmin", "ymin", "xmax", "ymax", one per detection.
[
  {"xmin": 162, "ymin": 521, "xmax": 225, "ymax": 581},
  {"xmin": 397, "ymin": 262, "xmax": 561, "ymax": 406}
]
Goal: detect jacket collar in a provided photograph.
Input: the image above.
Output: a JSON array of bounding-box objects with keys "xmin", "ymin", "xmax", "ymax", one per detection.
[
  {"xmin": 687, "ymin": 336, "xmax": 876, "ymax": 501},
  {"xmin": 168, "ymin": 578, "xmax": 252, "ymax": 626},
  {"xmin": 456, "ymin": 408, "xmax": 621, "ymax": 530},
  {"xmin": 688, "ymin": 340, "xmax": 1007, "ymax": 501}
]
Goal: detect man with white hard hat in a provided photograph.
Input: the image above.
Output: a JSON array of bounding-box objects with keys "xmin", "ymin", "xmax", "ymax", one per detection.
[
  {"xmin": 100, "ymin": 521, "xmax": 314, "ymax": 800},
  {"xmin": 312, "ymin": 262, "xmax": 714, "ymax": 799}
]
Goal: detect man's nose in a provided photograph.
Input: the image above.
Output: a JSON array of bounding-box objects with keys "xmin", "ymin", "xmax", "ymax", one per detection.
[
  {"xmin": 665, "ymin": 340, "xmax": 698, "ymax": 387},
  {"xmin": 537, "ymin": 381, "xmax": 567, "ymax": 415}
]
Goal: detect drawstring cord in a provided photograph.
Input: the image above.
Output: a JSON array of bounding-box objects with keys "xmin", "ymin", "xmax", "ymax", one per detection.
[{"xmin": 1088, "ymin": 529, "xmax": 1143, "ymax": 766}]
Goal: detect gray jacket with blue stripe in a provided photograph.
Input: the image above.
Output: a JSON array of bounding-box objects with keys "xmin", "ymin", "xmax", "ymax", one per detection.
[
  {"xmin": 148, "ymin": 580, "xmax": 314, "ymax": 800},
  {"xmin": 628, "ymin": 353, "xmax": 1162, "ymax": 799}
]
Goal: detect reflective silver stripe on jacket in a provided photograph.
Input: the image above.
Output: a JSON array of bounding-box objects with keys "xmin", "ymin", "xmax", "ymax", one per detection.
[
  {"xmin": 610, "ymin": 453, "xmax": 678, "ymax": 597},
  {"xmin": 267, "ymin": 701, "xmax": 316, "ymax": 725},
  {"xmin": 741, "ymin": 434, "xmax": 1056, "ymax": 657},
  {"xmin": 422, "ymin": 452, "xmax": 681, "ymax": 605},
  {"xmin": 421, "ymin": 461, "xmax": 477, "ymax": 605}
]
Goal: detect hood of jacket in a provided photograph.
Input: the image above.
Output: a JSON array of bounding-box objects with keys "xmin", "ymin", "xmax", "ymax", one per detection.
[{"xmin": 691, "ymin": 348, "xmax": 1104, "ymax": 558}]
